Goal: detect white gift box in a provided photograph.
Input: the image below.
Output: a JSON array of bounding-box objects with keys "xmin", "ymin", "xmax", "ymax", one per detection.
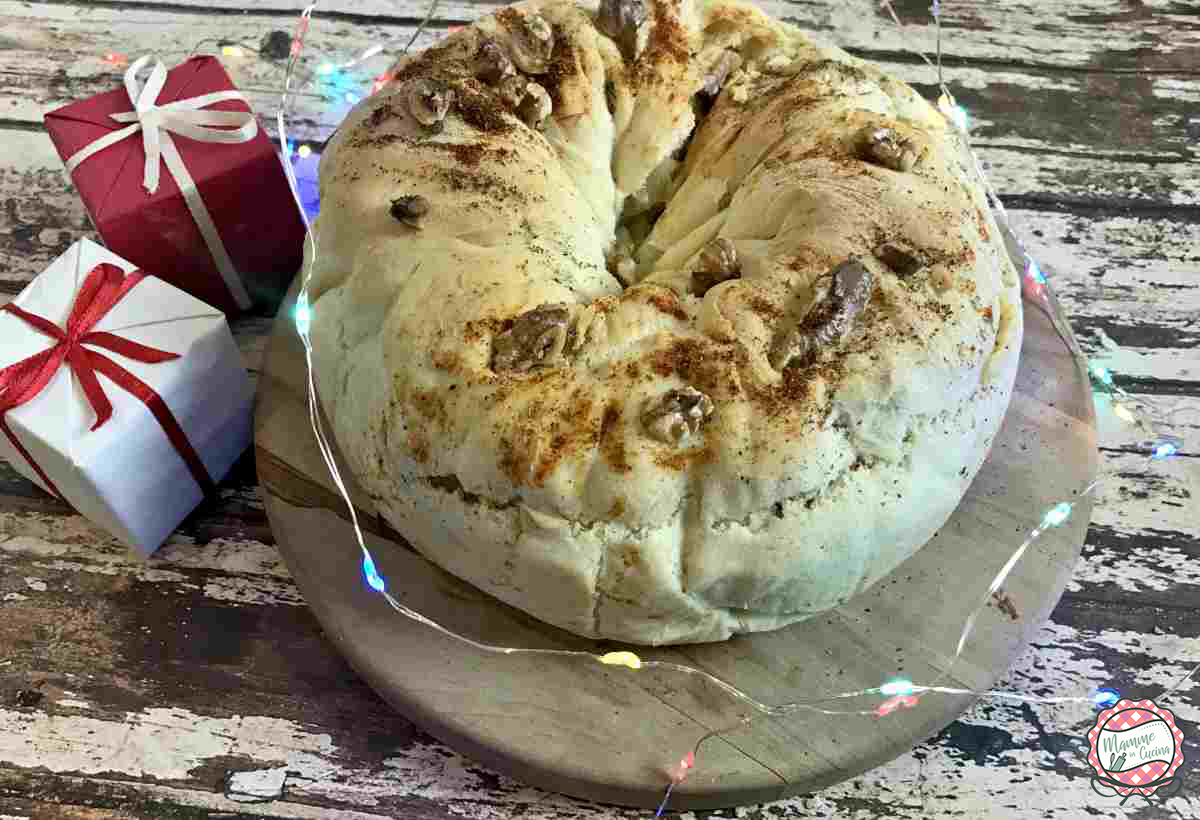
[{"xmin": 0, "ymin": 238, "xmax": 253, "ymax": 556}]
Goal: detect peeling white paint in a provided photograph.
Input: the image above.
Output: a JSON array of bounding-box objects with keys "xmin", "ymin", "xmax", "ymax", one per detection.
[
  {"xmin": 32, "ymin": 559, "xmax": 190, "ymax": 585},
  {"xmin": 0, "ymin": 707, "xmax": 336, "ymax": 783},
  {"xmin": 1, "ymin": 524, "xmax": 282, "ymax": 576},
  {"xmin": 2, "ymin": 532, "xmax": 302, "ymax": 607},
  {"xmin": 1071, "ymin": 542, "xmax": 1200, "ymax": 594},
  {"xmin": 227, "ymin": 766, "xmax": 289, "ymax": 802},
  {"xmin": 201, "ymin": 576, "xmax": 305, "ymax": 607}
]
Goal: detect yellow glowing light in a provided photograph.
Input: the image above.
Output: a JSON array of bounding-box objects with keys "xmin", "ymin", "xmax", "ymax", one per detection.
[
  {"xmin": 598, "ymin": 651, "xmax": 642, "ymax": 670},
  {"xmin": 937, "ymin": 93, "xmax": 969, "ymax": 132},
  {"xmin": 1113, "ymin": 404, "xmax": 1136, "ymax": 423},
  {"xmin": 297, "ymin": 144, "xmax": 312, "ymax": 158},
  {"xmin": 221, "ymin": 45, "xmax": 247, "ymax": 58}
]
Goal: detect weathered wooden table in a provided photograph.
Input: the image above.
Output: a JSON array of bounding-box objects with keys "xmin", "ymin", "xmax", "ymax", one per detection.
[{"xmin": 1, "ymin": 1, "xmax": 1197, "ymax": 818}]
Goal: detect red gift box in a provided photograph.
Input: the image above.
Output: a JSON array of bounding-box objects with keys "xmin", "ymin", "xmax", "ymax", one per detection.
[{"xmin": 44, "ymin": 56, "xmax": 305, "ymax": 314}]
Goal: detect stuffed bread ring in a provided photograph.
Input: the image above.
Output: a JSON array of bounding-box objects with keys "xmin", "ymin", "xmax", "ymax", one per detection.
[{"xmin": 305, "ymin": 0, "xmax": 1022, "ymax": 645}]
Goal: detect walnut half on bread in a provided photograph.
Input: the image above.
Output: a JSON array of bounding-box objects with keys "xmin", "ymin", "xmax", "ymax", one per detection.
[{"xmin": 305, "ymin": 0, "xmax": 1022, "ymax": 645}]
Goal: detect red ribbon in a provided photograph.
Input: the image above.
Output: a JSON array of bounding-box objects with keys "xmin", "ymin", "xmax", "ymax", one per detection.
[{"xmin": 0, "ymin": 262, "xmax": 214, "ymax": 502}]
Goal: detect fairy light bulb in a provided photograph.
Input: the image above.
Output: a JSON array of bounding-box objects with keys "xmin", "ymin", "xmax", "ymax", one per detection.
[
  {"xmin": 1089, "ymin": 362, "xmax": 1114, "ymax": 387},
  {"xmin": 103, "ymin": 52, "xmax": 129, "ymax": 67},
  {"xmin": 362, "ymin": 551, "xmax": 386, "ymax": 592},
  {"xmin": 221, "ymin": 44, "xmax": 247, "ymax": 58},
  {"xmin": 1092, "ymin": 687, "xmax": 1120, "ymax": 707},
  {"xmin": 294, "ymin": 293, "xmax": 312, "ymax": 336},
  {"xmin": 1026, "ymin": 258, "xmax": 1046, "ymax": 285},
  {"xmin": 1042, "ymin": 502, "xmax": 1073, "ymax": 529},
  {"xmin": 937, "ymin": 93, "xmax": 969, "ymax": 132},
  {"xmin": 297, "ymin": 144, "xmax": 312, "ymax": 158},
  {"xmin": 372, "ymin": 74, "xmax": 392, "ymax": 94},
  {"xmin": 316, "ymin": 61, "xmax": 335, "ymax": 75},
  {"xmin": 1152, "ymin": 441, "xmax": 1178, "ymax": 460},
  {"xmin": 880, "ymin": 679, "xmax": 914, "ymax": 697},
  {"xmin": 876, "ymin": 693, "xmax": 920, "ymax": 717},
  {"xmin": 598, "ymin": 651, "xmax": 642, "ymax": 670},
  {"xmin": 669, "ymin": 751, "xmax": 696, "ymax": 783}
]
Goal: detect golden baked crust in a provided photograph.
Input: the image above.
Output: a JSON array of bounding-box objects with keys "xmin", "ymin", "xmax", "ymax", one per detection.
[{"xmin": 305, "ymin": 0, "xmax": 1022, "ymax": 645}]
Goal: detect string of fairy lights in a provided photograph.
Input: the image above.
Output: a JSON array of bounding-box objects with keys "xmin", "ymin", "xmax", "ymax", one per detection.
[{"xmin": 172, "ymin": 0, "xmax": 1200, "ymax": 814}]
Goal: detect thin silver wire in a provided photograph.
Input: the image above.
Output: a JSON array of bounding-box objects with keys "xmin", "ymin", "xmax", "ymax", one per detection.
[{"xmin": 271, "ymin": 3, "xmax": 1196, "ymax": 813}]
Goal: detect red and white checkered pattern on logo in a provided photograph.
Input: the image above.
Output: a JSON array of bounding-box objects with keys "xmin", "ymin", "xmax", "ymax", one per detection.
[{"xmin": 1087, "ymin": 699, "xmax": 1186, "ymax": 797}]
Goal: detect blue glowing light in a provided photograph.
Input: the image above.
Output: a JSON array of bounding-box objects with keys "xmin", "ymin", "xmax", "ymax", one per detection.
[
  {"xmin": 1152, "ymin": 442, "xmax": 1178, "ymax": 460},
  {"xmin": 362, "ymin": 551, "xmax": 386, "ymax": 592},
  {"xmin": 881, "ymin": 679, "xmax": 914, "ymax": 697},
  {"xmin": 288, "ymin": 145, "xmax": 321, "ymax": 221},
  {"xmin": 945, "ymin": 103, "xmax": 968, "ymax": 132},
  {"xmin": 294, "ymin": 294, "xmax": 311, "ymax": 335},
  {"xmin": 1026, "ymin": 258, "xmax": 1046, "ymax": 285},
  {"xmin": 1089, "ymin": 362, "xmax": 1114, "ymax": 387},
  {"xmin": 1042, "ymin": 502, "xmax": 1073, "ymax": 529},
  {"xmin": 1092, "ymin": 687, "xmax": 1120, "ymax": 707}
]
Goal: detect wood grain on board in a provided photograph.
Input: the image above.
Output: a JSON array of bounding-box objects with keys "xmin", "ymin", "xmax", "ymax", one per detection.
[{"xmin": 0, "ymin": 0, "xmax": 1196, "ymax": 817}]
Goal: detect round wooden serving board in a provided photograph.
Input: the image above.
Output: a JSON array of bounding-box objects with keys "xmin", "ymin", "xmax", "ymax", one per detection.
[{"xmin": 254, "ymin": 234, "xmax": 1098, "ymax": 811}]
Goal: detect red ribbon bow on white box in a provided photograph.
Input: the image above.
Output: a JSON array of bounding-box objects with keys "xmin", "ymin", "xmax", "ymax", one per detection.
[{"xmin": 0, "ymin": 262, "xmax": 214, "ymax": 501}]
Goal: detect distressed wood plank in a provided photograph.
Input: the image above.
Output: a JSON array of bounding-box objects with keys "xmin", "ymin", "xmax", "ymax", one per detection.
[
  {"xmin": 34, "ymin": 0, "xmax": 1200, "ymax": 74},
  {"xmin": 0, "ymin": 1, "xmax": 1197, "ymax": 182},
  {"xmin": 1, "ymin": 542, "xmax": 1196, "ymax": 820}
]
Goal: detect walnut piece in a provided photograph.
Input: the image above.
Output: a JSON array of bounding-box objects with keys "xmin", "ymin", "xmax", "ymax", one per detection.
[
  {"xmin": 517, "ymin": 82, "xmax": 553, "ymax": 129},
  {"xmin": 390, "ymin": 195, "xmax": 429, "ymax": 229},
  {"xmin": 702, "ymin": 50, "xmax": 743, "ymax": 97},
  {"xmin": 770, "ymin": 258, "xmax": 875, "ymax": 370},
  {"xmin": 596, "ymin": 0, "xmax": 646, "ymax": 59},
  {"xmin": 474, "ymin": 38, "xmax": 515, "ymax": 84},
  {"xmin": 642, "ymin": 387, "xmax": 715, "ymax": 446},
  {"xmin": 691, "ymin": 237, "xmax": 741, "ymax": 296},
  {"xmin": 404, "ymin": 79, "xmax": 452, "ymax": 129},
  {"xmin": 497, "ymin": 74, "xmax": 529, "ymax": 109},
  {"xmin": 491, "ymin": 303, "xmax": 570, "ymax": 373},
  {"xmin": 509, "ymin": 12, "xmax": 554, "ymax": 74},
  {"xmin": 874, "ymin": 241, "xmax": 924, "ymax": 276},
  {"xmin": 858, "ymin": 126, "xmax": 918, "ymax": 172}
]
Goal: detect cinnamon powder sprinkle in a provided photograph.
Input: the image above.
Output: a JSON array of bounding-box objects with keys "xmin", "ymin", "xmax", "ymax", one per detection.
[
  {"xmin": 646, "ymin": 288, "xmax": 688, "ymax": 321},
  {"xmin": 541, "ymin": 24, "xmax": 575, "ymax": 110},
  {"xmin": 599, "ymin": 403, "xmax": 632, "ymax": 472},
  {"xmin": 747, "ymin": 294, "xmax": 783, "ymax": 321},
  {"xmin": 654, "ymin": 446, "xmax": 713, "ymax": 472},
  {"xmin": 454, "ymin": 80, "xmax": 517, "ymax": 134},
  {"xmin": 634, "ymin": 0, "xmax": 689, "ymax": 86}
]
